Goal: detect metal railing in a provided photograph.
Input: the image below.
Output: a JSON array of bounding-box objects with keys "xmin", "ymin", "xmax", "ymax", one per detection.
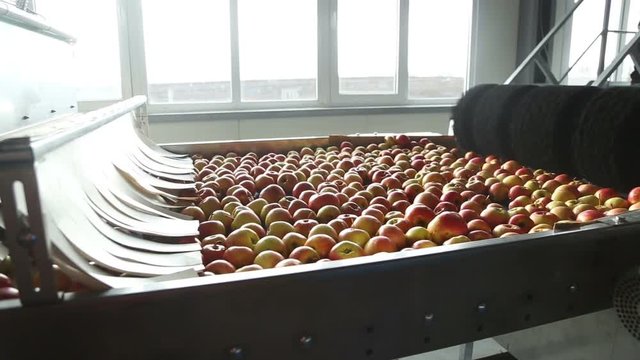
[
  {"xmin": 505, "ymin": 0, "xmax": 640, "ymax": 87},
  {"xmin": 0, "ymin": 1, "xmax": 75, "ymax": 43}
]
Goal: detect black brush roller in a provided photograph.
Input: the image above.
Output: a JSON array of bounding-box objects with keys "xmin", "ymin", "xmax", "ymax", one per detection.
[
  {"xmin": 574, "ymin": 87, "xmax": 640, "ymax": 191},
  {"xmin": 509, "ymin": 86, "xmax": 602, "ymax": 175},
  {"xmin": 471, "ymin": 85, "xmax": 538, "ymax": 159},
  {"xmin": 452, "ymin": 84, "xmax": 498, "ymax": 152}
]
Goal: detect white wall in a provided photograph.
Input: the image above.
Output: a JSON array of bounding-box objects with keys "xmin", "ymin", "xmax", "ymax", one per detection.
[
  {"xmin": 149, "ymin": 110, "xmax": 452, "ymax": 143},
  {"xmin": 148, "ymin": 0, "xmax": 522, "ymax": 144},
  {"xmin": 469, "ymin": 0, "xmax": 521, "ymax": 85}
]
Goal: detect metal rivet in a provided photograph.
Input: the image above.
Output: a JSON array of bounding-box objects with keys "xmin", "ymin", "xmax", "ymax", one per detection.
[
  {"xmin": 299, "ymin": 335, "xmax": 313, "ymax": 348},
  {"xmin": 477, "ymin": 303, "xmax": 487, "ymax": 313},
  {"xmin": 424, "ymin": 313, "xmax": 434, "ymax": 322},
  {"xmin": 229, "ymin": 346, "xmax": 243, "ymax": 359},
  {"xmin": 22, "ymin": 115, "xmax": 29, "ymax": 120},
  {"xmin": 50, "ymin": 109, "xmax": 56, "ymax": 113},
  {"xmin": 569, "ymin": 284, "xmax": 578, "ymax": 293},
  {"xmin": 70, "ymin": 105, "xmax": 75, "ymax": 109}
]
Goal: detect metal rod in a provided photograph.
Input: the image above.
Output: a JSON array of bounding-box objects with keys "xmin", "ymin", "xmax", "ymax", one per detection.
[
  {"xmin": 594, "ymin": 30, "xmax": 640, "ymax": 86},
  {"xmin": 559, "ymin": 33, "xmax": 602, "ymax": 83},
  {"xmin": 505, "ymin": 0, "xmax": 585, "ymax": 84},
  {"xmin": 597, "ymin": 0, "xmax": 613, "ymax": 75},
  {"xmin": 0, "ymin": 2, "xmax": 75, "ymax": 43}
]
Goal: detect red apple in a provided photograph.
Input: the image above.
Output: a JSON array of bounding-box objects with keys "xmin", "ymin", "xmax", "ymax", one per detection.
[
  {"xmin": 529, "ymin": 211, "xmax": 560, "ymax": 226},
  {"xmin": 604, "ymin": 197, "xmax": 629, "ymax": 209},
  {"xmin": 309, "ymin": 193, "xmax": 340, "ymax": 212},
  {"xmin": 254, "ymin": 235, "xmax": 287, "ymax": 256},
  {"xmin": 293, "ymin": 219, "xmax": 319, "ymax": 237},
  {"xmin": 201, "ymin": 244, "xmax": 226, "ymax": 265},
  {"xmin": 489, "ymin": 182, "xmax": 509, "ymax": 202},
  {"xmin": 627, "ymin": 187, "xmax": 640, "ymax": 205},
  {"xmin": 260, "ymin": 184, "xmax": 286, "ymax": 203},
  {"xmin": 339, "ymin": 228, "xmax": 370, "ymax": 247},
  {"xmin": 305, "ymin": 234, "xmax": 336, "ymax": 258},
  {"xmin": 289, "ymin": 246, "xmax": 320, "ymax": 263},
  {"xmin": 352, "ymin": 215, "xmax": 382, "ymax": 237},
  {"xmin": 282, "ymin": 232, "xmax": 307, "ymax": 253},
  {"xmin": 205, "ymin": 259, "xmax": 236, "ymax": 274},
  {"xmin": 181, "ymin": 206, "xmax": 206, "ymax": 222},
  {"xmin": 328, "ymin": 241, "xmax": 365, "ymax": 260},
  {"xmin": 236, "ymin": 264, "xmax": 263, "ymax": 272},
  {"xmin": 223, "ymin": 246, "xmax": 256, "ymax": 268},
  {"xmin": 468, "ymin": 230, "xmax": 493, "ymax": 241},
  {"xmin": 254, "ymin": 250, "xmax": 285, "ymax": 269},
  {"xmin": 458, "ymin": 209, "xmax": 478, "ymax": 223},
  {"xmin": 378, "ymin": 224, "xmax": 407, "ymax": 249},
  {"xmin": 576, "ymin": 209, "xmax": 603, "ymax": 223},
  {"xmin": 275, "ymin": 258, "xmax": 302, "ymax": 267},
  {"xmin": 293, "ymin": 181, "xmax": 315, "ymax": 198},
  {"xmin": 225, "ymin": 228, "xmax": 260, "ymax": 249},
  {"xmin": 404, "ymin": 204, "xmax": 436, "ymax": 227},
  {"xmin": 594, "ymin": 188, "xmax": 618, "ymax": 205},
  {"xmin": 427, "ymin": 211, "xmax": 468, "ymax": 244},
  {"xmin": 480, "ymin": 207, "xmax": 510, "ymax": 228},
  {"xmin": 443, "ymin": 235, "xmax": 471, "ymax": 245},
  {"xmin": 508, "ymin": 214, "xmax": 534, "ymax": 232},
  {"xmin": 412, "ymin": 239, "xmax": 437, "ymax": 249},
  {"xmin": 198, "ymin": 220, "xmax": 226, "ymax": 239},
  {"xmin": 493, "ymin": 224, "xmax": 523, "ymax": 237},
  {"xmin": 364, "ymin": 236, "xmax": 397, "ymax": 255},
  {"xmin": 413, "ymin": 192, "xmax": 440, "ymax": 209}
]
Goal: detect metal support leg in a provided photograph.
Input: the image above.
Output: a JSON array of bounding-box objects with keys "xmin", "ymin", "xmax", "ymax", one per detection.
[
  {"xmin": 459, "ymin": 342, "xmax": 474, "ymax": 360},
  {"xmin": 534, "ymin": 56, "xmax": 560, "ymax": 84},
  {"xmin": 0, "ymin": 138, "xmax": 59, "ymax": 306}
]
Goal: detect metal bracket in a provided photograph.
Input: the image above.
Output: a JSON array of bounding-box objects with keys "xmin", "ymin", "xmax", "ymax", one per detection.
[
  {"xmin": 134, "ymin": 102, "xmax": 149, "ymax": 137},
  {"xmin": 0, "ymin": 137, "xmax": 60, "ymax": 306},
  {"xmin": 534, "ymin": 55, "xmax": 560, "ymax": 85}
]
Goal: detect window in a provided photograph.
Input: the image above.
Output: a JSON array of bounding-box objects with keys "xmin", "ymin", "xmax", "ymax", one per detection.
[
  {"xmin": 238, "ymin": 0, "xmax": 317, "ymax": 101},
  {"xmin": 141, "ymin": 0, "xmax": 232, "ymax": 104},
  {"xmin": 408, "ymin": 0, "xmax": 471, "ymax": 98},
  {"xmin": 127, "ymin": 0, "xmax": 474, "ymax": 111},
  {"xmin": 37, "ymin": 0, "xmax": 122, "ymax": 101},
  {"xmin": 337, "ymin": 0, "xmax": 399, "ymax": 94}
]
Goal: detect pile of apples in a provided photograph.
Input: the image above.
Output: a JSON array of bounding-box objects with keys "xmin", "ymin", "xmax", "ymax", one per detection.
[{"xmin": 183, "ymin": 135, "xmax": 640, "ymax": 274}]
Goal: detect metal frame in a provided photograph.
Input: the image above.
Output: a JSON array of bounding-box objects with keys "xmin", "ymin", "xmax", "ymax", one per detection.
[
  {"xmin": 0, "ymin": 213, "xmax": 638, "ymax": 359},
  {"xmin": 0, "ymin": 96, "xmax": 147, "ymax": 305},
  {"xmin": 0, "ymin": 139, "xmax": 58, "ymax": 306},
  {"xmin": 1, "ymin": 96, "xmax": 640, "ymax": 357},
  {"xmin": 521, "ymin": 0, "xmax": 640, "ymax": 86}
]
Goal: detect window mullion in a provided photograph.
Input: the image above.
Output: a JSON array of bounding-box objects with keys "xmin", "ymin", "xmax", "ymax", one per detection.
[
  {"xmin": 123, "ymin": 0, "xmax": 149, "ymax": 98},
  {"xmin": 329, "ymin": 0, "xmax": 340, "ymax": 105},
  {"xmin": 230, "ymin": 0, "xmax": 241, "ymax": 106},
  {"xmin": 318, "ymin": 0, "xmax": 332, "ymax": 106},
  {"xmin": 397, "ymin": 0, "xmax": 409, "ymax": 102}
]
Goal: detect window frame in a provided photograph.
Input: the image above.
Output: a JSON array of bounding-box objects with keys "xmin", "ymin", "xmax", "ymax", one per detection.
[{"xmin": 119, "ymin": 0, "xmax": 474, "ymax": 114}]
